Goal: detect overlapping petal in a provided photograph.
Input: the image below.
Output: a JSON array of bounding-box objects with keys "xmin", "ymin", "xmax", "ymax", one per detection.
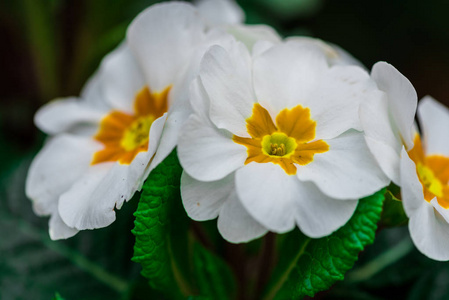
[
  {"xmin": 360, "ymin": 62, "xmax": 417, "ymax": 184},
  {"xmin": 127, "ymin": 2, "xmax": 206, "ymax": 92},
  {"xmin": 371, "ymin": 62, "xmax": 417, "ymax": 150},
  {"xmin": 360, "ymin": 93, "xmax": 402, "ymax": 184},
  {"xmin": 253, "ymin": 42, "xmax": 327, "ymax": 115},
  {"xmin": 235, "ymin": 162, "xmax": 297, "ymax": 233},
  {"xmin": 26, "ymin": 135, "xmax": 101, "ymax": 216},
  {"xmin": 178, "ymin": 114, "xmax": 247, "ymax": 182},
  {"xmin": 200, "ymin": 43, "xmax": 255, "ymax": 137},
  {"xmin": 293, "ymin": 181, "xmax": 358, "ymax": 238},
  {"xmin": 217, "ymin": 192, "xmax": 268, "ymax": 243},
  {"xmin": 408, "ymin": 201, "xmax": 449, "ymax": 261},
  {"xmin": 297, "ymin": 130, "xmax": 389, "ymax": 200},
  {"xmin": 400, "ymin": 148, "xmax": 424, "ymax": 217},
  {"xmin": 34, "ymin": 99, "xmax": 104, "ymax": 136}
]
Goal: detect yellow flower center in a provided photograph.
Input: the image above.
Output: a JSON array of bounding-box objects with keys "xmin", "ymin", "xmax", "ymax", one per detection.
[
  {"xmin": 233, "ymin": 103, "xmax": 329, "ymax": 175},
  {"xmin": 262, "ymin": 133, "xmax": 297, "ymax": 157},
  {"xmin": 416, "ymin": 163, "xmax": 444, "ymax": 198},
  {"xmin": 91, "ymin": 85, "xmax": 170, "ymax": 165},
  {"xmin": 120, "ymin": 116, "xmax": 154, "ymax": 152},
  {"xmin": 408, "ymin": 134, "xmax": 449, "ymax": 208}
]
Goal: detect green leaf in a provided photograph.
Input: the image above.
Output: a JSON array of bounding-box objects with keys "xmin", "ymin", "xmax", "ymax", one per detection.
[
  {"xmin": 192, "ymin": 243, "xmax": 237, "ymax": 300},
  {"xmin": 0, "ymin": 158, "xmax": 151, "ymax": 300},
  {"xmin": 380, "ymin": 184, "xmax": 408, "ymax": 227},
  {"xmin": 263, "ymin": 189, "xmax": 385, "ymax": 300},
  {"xmin": 132, "ymin": 150, "xmax": 192, "ymax": 299}
]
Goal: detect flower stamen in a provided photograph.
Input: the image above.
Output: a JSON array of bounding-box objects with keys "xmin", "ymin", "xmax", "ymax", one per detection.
[{"xmin": 270, "ymin": 143, "xmax": 286, "ymax": 156}]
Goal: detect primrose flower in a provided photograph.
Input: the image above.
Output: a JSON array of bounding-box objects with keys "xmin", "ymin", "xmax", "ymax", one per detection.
[
  {"xmin": 178, "ymin": 39, "xmax": 388, "ymax": 243},
  {"xmin": 25, "ymin": 1, "xmax": 255, "ymax": 239},
  {"xmin": 360, "ymin": 62, "xmax": 418, "ymax": 185},
  {"xmin": 401, "ymin": 97, "xmax": 449, "ymax": 261}
]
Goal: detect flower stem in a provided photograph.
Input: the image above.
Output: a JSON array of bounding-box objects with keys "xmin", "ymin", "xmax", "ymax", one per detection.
[
  {"xmin": 346, "ymin": 237, "xmax": 414, "ymax": 283},
  {"xmin": 255, "ymin": 233, "xmax": 276, "ymax": 300}
]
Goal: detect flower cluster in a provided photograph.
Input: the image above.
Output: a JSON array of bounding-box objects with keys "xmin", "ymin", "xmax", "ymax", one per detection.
[{"xmin": 26, "ymin": 0, "xmax": 449, "ymax": 262}]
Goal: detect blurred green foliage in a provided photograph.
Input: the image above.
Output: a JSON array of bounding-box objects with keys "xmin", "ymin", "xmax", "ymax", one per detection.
[{"xmin": 2, "ymin": 0, "xmax": 449, "ymax": 299}]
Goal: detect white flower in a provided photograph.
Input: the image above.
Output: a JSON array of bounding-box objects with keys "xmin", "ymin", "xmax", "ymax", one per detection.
[
  {"xmin": 360, "ymin": 62, "xmax": 417, "ymax": 185},
  {"xmin": 26, "ymin": 1, "xmax": 256, "ymax": 239},
  {"xmin": 400, "ymin": 97, "xmax": 449, "ymax": 261},
  {"xmin": 178, "ymin": 39, "xmax": 389, "ymax": 243}
]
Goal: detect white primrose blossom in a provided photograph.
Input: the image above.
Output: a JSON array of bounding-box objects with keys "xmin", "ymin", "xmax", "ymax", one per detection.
[
  {"xmin": 178, "ymin": 39, "xmax": 389, "ymax": 243},
  {"xmin": 359, "ymin": 62, "xmax": 449, "ymax": 261},
  {"xmin": 400, "ymin": 97, "xmax": 449, "ymax": 261},
  {"xmin": 26, "ymin": 1, "xmax": 273, "ymax": 240}
]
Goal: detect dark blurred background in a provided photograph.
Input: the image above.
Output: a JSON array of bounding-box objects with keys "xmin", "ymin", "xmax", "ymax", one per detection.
[
  {"xmin": 3, "ymin": 0, "xmax": 449, "ymax": 159},
  {"xmin": 1, "ymin": 0, "xmax": 449, "ymax": 299}
]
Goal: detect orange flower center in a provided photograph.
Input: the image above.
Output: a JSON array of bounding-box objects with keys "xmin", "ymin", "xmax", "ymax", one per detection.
[
  {"xmin": 233, "ymin": 103, "xmax": 329, "ymax": 175},
  {"xmin": 408, "ymin": 134, "xmax": 449, "ymax": 208},
  {"xmin": 91, "ymin": 85, "xmax": 170, "ymax": 165}
]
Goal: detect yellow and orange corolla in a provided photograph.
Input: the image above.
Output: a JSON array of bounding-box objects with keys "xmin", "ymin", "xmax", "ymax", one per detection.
[
  {"xmin": 91, "ymin": 85, "xmax": 170, "ymax": 165},
  {"xmin": 408, "ymin": 134, "xmax": 449, "ymax": 208},
  {"xmin": 233, "ymin": 103, "xmax": 329, "ymax": 175}
]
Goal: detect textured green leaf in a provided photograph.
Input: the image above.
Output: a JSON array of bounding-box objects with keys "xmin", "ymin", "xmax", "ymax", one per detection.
[
  {"xmin": 380, "ymin": 184, "xmax": 408, "ymax": 227},
  {"xmin": 263, "ymin": 189, "xmax": 385, "ymax": 300},
  {"xmin": 192, "ymin": 243, "xmax": 237, "ymax": 300},
  {"xmin": 132, "ymin": 150, "xmax": 192, "ymax": 299}
]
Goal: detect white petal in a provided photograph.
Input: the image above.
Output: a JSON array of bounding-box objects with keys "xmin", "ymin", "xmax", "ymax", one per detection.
[
  {"xmin": 140, "ymin": 114, "xmax": 168, "ymax": 187},
  {"xmin": 294, "ymin": 181, "xmax": 358, "ymax": 238},
  {"xmin": 34, "ymin": 98, "xmax": 103, "ymax": 135},
  {"xmin": 59, "ymin": 164, "xmax": 112, "ymax": 229},
  {"xmin": 59, "ymin": 149, "xmax": 152, "ymax": 230},
  {"xmin": 298, "ymin": 130, "xmax": 389, "ymax": 200},
  {"xmin": 26, "ymin": 135, "xmax": 101, "ymax": 216},
  {"xmin": 98, "ymin": 43, "xmax": 145, "ymax": 114},
  {"xmin": 431, "ymin": 198, "xmax": 449, "ymax": 224},
  {"xmin": 200, "ymin": 43, "xmax": 254, "ymax": 137},
  {"xmin": 218, "ymin": 191, "xmax": 268, "ymax": 243},
  {"xmin": 227, "ymin": 24, "xmax": 281, "ymax": 52},
  {"xmin": 328, "ymin": 42, "xmax": 365, "ymax": 68},
  {"xmin": 399, "ymin": 148, "xmax": 425, "ymax": 217},
  {"xmin": 418, "ymin": 96, "xmax": 449, "ymax": 157},
  {"xmin": 195, "ymin": 0, "xmax": 244, "ymax": 26},
  {"xmin": 127, "ymin": 2, "xmax": 205, "ymax": 91},
  {"xmin": 181, "ymin": 172, "xmax": 232, "ymax": 221},
  {"xmin": 409, "ymin": 201, "xmax": 449, "ymax": 261},
  {"xmin": 253, "ymin": 42, "xmax": 327, "ymax": 115},
  {"xmin": 309, "ymin": 65, "xmax": 381, "ymax": 140},
  {"xmin": 147, "ymin": 105, "xmax": 191, "ymax": 176},
  {"xmin": 49, "ymin": 211, "xmax": 79, "ymax": 240},
  {"xmin": 364, "ymin": 136, "xmax": 401, "ymax": 185},
  {"xmin": 178, "ymin": 114, "xmax": 247, "ymax": 182},
  {"xmin": 167, "ymin": 28, "xmax": 234, "ymax": 111},
  {"xmin": 189, "ymin": 77, "xmax": 211, "ymax": 122},
  {"xmin": 235, "ymin": 162, "xmax": 297, "ymax": 233},
  {"xmin": 371, "ymin": 62, "xmax": 417, "ymax": 150},
  {"xmin": 252, "ymin": 40, "xmax": 276, "ymax": 57},
  {"xmin": 80, "ymin": 70, "xmax": 111, "ymax": 111},
  {"xmin": 360, "ymin": 93, "xmax": 402, "ymax": 184},
  {"xmin": 285, "ymin": 37, "xmax": 364, "ymax": 68}
]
